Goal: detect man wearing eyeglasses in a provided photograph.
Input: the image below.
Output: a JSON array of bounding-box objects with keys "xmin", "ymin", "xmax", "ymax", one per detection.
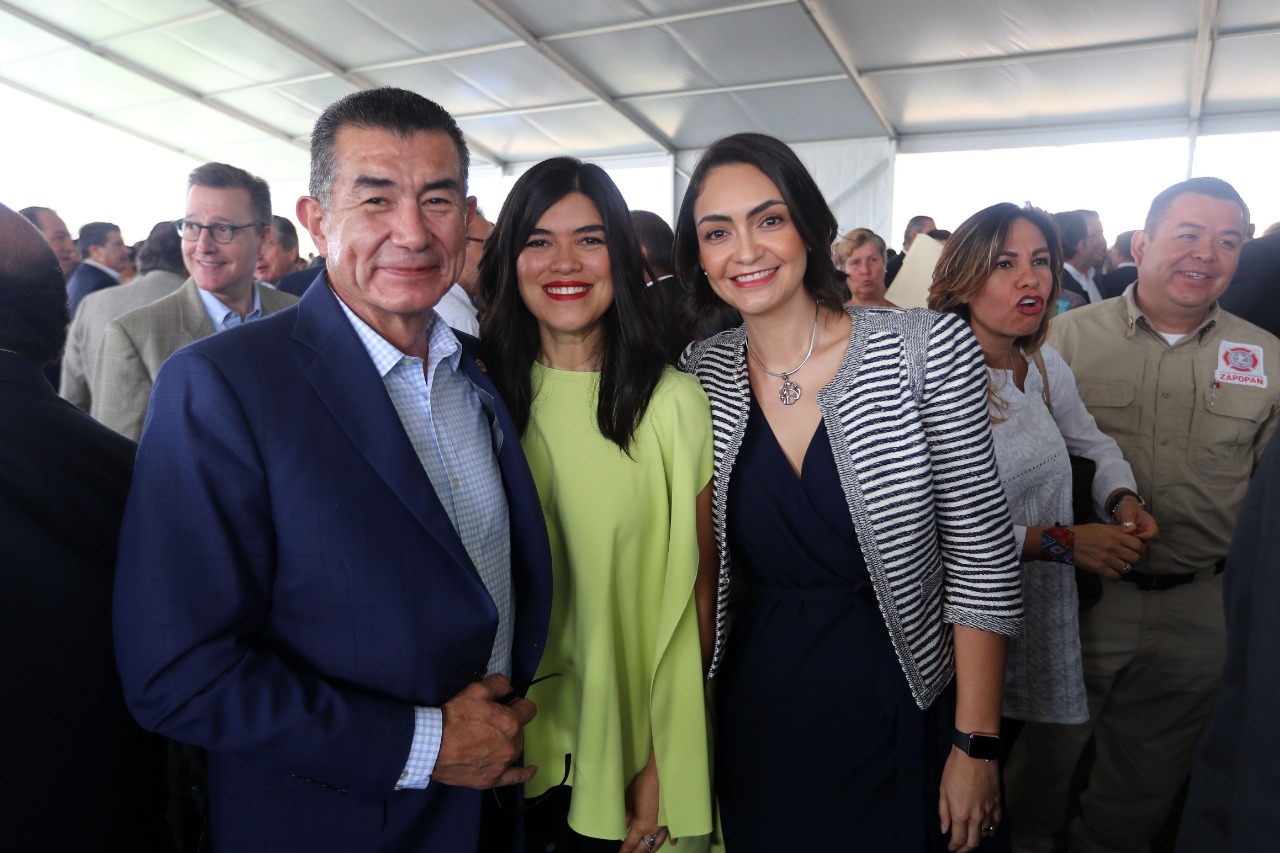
[{"xmin": 90, "ymin": 162, "xmax": 297, "ymax": 440}]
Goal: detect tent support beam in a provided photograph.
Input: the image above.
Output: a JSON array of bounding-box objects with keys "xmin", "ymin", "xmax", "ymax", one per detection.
[
  {"xmin": 794, "ymin": 0, "xmax": 897, "ymax": 140},
  {"xmin": 201, "ymin": 0, "xmax": 508, "ymax": 168},
  {"xmin": 470, "ymin": 0, "xmax": 677, "ymax": 156},
  {"xmin": 0, "ymin": 0, "xmax": 305, "ymax": 150}
]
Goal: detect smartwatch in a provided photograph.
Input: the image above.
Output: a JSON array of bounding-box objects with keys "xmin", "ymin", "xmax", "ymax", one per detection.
[{"xmin": 952, "ymin": 728, "xmax": 1001, "ymax": 761}]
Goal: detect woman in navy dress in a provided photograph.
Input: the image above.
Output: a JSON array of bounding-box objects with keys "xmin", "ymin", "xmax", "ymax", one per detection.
[{"xmin": 675, "ymin": 133, "xmax": 1023, "ymax": 852}]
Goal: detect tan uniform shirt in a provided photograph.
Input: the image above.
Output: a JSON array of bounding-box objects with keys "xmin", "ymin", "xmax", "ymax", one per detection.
[{"xmin": 1050, "ymin": 291, "xmax": 1280, "ymax": 575}]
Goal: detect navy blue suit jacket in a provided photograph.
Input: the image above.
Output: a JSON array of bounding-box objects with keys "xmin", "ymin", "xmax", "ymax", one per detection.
[
  {"xmin": 277, "ymin": 263, "xmax": 325, "ymax": 298},
  {"xmin": 66, "ymin": 262, "xmax": 117, "ymax": 316},
  {"xmin": 1178, "ymin": 430, "xmax": 1280, "ymax": 850},
  {"xmin": 113, "ymin": 282, "xmax": 552, "ymax": 851},
  {"xmin": 1, "ymin": 352, "xmax": 167, "ymax": 849},
  {"xmin": 1219, "ymin": 231, "xmax": 1280, "ymax": 339}
]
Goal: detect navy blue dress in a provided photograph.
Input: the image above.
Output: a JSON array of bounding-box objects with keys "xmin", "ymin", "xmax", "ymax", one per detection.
[{"xmin": 716, "ymin": 398, "xmax": 954, "ymax": 851}]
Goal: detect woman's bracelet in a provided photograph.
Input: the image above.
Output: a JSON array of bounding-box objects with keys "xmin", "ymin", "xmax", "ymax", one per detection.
[
  {"xmin": 1042, "ymin": 526, "xmax": 1074, "ymax": 565},
  {"xmin": 1106, "ymin": 489, "xmax": 1146, "ymax": 519}
]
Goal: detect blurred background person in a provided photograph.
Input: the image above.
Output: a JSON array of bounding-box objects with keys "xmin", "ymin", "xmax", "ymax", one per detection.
[
  {"xmin": 19, "ymin": 206, "xmax": 79, "ymax": 278},
  {"xmin": 886, "ymin": 213, "xmax": 936, "ymax": 286},
  {"xmin": 434, "ymin": 202, "xmax": 490, "ymax": 337},
  {"xmin": 60, "ymin": 220, "xmax": 187, "ymax": 411},
  {"xmin": 0, "ymin": 203, "xmax": 167, "ymax": 851},
  {"xmin": 255, "ymin": 214, "xmax": 301, "ymax": 286},
  {"xmin": 631, "ymin": 208, "xmax": 689, "ymax": 364},
  {"xmin": 833, "ymin": 227, "xmax": 896, "ymax": 307},
  {"xmin": 1096, "ymin": 230, "xmax": 1138, "ymax": 299},
  {"xmin": 67, "ymin": 221, "xmax": 130, "ymax": 316}
]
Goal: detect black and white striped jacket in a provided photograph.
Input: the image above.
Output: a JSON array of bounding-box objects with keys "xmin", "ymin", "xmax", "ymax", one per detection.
[{"xmin": 681, "ymin": 306, "xmax": 1022, "ymax": 709}]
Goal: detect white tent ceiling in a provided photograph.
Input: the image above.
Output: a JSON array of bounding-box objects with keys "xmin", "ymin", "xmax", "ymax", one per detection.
[{"xmin": 3, "ymin": 0, "xmax": 1277, "ymax": 202}]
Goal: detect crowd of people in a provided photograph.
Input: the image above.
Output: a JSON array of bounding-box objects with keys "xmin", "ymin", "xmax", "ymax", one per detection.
[{"xmin": 4, "ymin": 84, "xmax": 1280, "ymax": 853}]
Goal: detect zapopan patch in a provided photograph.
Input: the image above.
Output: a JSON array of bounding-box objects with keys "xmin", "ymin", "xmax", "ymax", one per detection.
[{"xmin": 1215, "ymin": 341, "xmax": 1268, "ymax": 388}]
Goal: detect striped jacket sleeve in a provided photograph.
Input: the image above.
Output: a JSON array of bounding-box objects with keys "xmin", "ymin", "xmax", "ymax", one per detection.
[{"xmin": 921, "ymin": 312, "xmax": 1022, "ymax": 633}]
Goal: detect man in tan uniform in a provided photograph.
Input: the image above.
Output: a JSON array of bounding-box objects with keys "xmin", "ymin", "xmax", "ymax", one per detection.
[{"xmin": 1007, "ymin": 177, "xmax": 1280, "ymax": 852}]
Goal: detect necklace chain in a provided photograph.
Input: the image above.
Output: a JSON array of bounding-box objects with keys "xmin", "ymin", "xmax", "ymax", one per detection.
[{"xmin": 745, "ymin": 301, "xmax": 820, "ymax": 406}]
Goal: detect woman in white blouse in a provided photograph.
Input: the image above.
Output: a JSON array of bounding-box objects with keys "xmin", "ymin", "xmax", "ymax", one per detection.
[{"xmin": 927, "ymin": 202, "xmax": 1158, "ymax": 726}]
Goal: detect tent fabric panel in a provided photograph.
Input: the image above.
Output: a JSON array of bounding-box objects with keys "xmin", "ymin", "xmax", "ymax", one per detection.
[
  {"xmin": 548, "ymin": 4, "xmax": 844, "ymax": 97},
  {"xmin": 632, "ymin": 79, "xmax": 889, "ymax": 150},
  {"xmin": 822, "ymin": 0, "xmax": 1194, "ymax": 71},
  {"xmin": 457, "ymin": 103, "xmax": 665, "ymax": 161},
  {"xmin": 368, "ymin": 46, "xmax": 597, "ymax": 115},
  {"xmin": 101, "ymin": 98, "xmax": 277, "ymax": 151},
  {"xmin": 876, "ymin": 44, "xmax": 1194, "ymax": 136},
  {"xmin": 0, "ymin": 47, "xmax": 176, "ymax": 114}
]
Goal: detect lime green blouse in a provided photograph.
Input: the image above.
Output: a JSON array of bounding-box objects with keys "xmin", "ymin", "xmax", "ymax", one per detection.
[{"xmin": 522, "ymin": 364, "xmax": 714, "ymax": 841}]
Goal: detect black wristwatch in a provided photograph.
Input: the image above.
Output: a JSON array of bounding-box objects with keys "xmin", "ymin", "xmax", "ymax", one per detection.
[
  {"xmin": 952, "ymin": 729, "xmax": 1001, "ymax": 761},
  {"xmin": 1106, "ymin": 489, "xmax": 1146, "ymax": 519}
]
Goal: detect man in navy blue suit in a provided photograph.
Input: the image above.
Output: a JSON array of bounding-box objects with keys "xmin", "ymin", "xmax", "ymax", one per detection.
[
  {"xmin": 66, "ymin": 221, "xmax": 131, "ymax": 315},
  {"xmin": 113, "ymin": 87, "xmax": 553, "ymax": 852}
]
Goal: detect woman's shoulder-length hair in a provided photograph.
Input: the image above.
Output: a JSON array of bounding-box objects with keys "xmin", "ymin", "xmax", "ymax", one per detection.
[
  {"xmin": 927, "ymin": 201, "xmax": 1063, "ymax": 358},
  {"xmin": 477, "ymin": 156, "xmax": 665, "ymax": 452},
  {"xmin": 672, "ymin": 133, "xmax": 848, "ymax": 328}
]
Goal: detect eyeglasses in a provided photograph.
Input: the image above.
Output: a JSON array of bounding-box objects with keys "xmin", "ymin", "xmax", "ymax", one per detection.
[
  {"xmin": 489, "ymin": 671, "xmax": 565, "ymax": 817},
  {"xmin": 490, "ymin": 752, "xmax": 572, "ymax": 818},
  {"xmin": 466, "ymin": 236, "xmax": 487, "ymax": 245},
  {"xmin": 174, "ymin": 219, "xmax": 261, "ymax": 244}
]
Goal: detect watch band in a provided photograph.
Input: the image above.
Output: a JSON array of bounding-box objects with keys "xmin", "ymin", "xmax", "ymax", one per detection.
[{"xmin": 952, "ymin": 728, "xmax": 1001, "ymax": 761}]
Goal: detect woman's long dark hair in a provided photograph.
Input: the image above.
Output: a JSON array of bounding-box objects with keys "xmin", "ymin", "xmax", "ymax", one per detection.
[
  {"xmin": 477, "ymin": 157, "xmax": 666, "ymax": 452},
  {"xmin": 672, "ymin": 132, "xmax": 849, "ymax": 331}
]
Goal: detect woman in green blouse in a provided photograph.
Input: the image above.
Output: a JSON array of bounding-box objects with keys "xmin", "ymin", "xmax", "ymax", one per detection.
[{"xmin": 479, "ymin": 157, "xmax": 716, "ymax": 853}]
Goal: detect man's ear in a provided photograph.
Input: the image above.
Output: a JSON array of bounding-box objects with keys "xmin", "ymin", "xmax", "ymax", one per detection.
[
  {"xmin": 1130, "ymin": 230, "xmax": 1148, "ymax": 268},
  {"xmin": 297, "ymin": 197, "xmax": 328, "ymax": 257}
]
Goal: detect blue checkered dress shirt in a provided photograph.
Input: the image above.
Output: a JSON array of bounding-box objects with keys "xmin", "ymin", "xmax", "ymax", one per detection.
[
  {"xmin": 334, "ymin": 291, "xmax": 513, "ymax": 790},
  {"xmin": 197, "ymin": 283, "xmax": 263, "ymax": 331}
]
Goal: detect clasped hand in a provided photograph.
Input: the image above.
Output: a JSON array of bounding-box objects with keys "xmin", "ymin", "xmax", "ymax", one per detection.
[
  {"xmin": 431, "ymin": 674, "xmax": 538, "ymax": 789},
  {"xmin": 1074, "ymin": 503, "xmax": 1158, "ymax": 580}
]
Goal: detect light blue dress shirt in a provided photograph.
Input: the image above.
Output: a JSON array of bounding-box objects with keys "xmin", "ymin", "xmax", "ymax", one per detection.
[
  {"xmin": 332, "ymin": 286, "xmax": 513, "ymax": 791},
  {"xmin": 197, "ymin": 284, "xmax": 263, "ymax": 332}
]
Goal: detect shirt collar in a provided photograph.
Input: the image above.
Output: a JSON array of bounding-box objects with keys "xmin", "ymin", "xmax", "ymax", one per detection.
[
  {"xmin": 1064, "ymin": 262, "xmax": 1093, "ymax": 285},
  {"xmin": 1120, "ymin": 285, "xmax": 1219, "ymax": 342},
  {"xmin": 197, "ymin": 284, "xmax": 262, "ymax": 331},
  {"xmin": 331, "ymin": 280, "xmax": 462, "ymax": 379},
  {"xmin": 81, "ymin": 259, "xmax": 122, "ymax": 281}
]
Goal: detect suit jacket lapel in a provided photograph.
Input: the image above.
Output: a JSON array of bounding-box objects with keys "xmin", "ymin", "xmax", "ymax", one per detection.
[
  {"xmin": 176, "ymin": 279, "xmax": 216, "ymax": 343},
  {"xmin": 291, "ymin": 283, "xmax": 473, "ymax": 572}
]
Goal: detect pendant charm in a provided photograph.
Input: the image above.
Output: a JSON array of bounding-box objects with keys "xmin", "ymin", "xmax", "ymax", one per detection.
[{"xmin": 778, "ymin": 377, "xmax": 802, "ymax": 406}]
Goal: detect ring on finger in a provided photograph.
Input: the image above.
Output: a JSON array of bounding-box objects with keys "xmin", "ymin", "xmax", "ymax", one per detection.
[
  {"xmin": 1119, "ymin": 562, "xmax": 1132, "ymax": 575},
  {"xmin": 644, "ymin": 833, "xmax": 661, "ymax": 852}
]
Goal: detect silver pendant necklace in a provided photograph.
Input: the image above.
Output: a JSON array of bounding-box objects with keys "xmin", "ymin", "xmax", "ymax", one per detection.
[{"xmin": 746, "ymin": 301, "xmax": 820, "ymax": 406}]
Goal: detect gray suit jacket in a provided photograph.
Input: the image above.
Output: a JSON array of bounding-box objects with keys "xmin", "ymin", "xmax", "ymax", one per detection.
[
  {"xmin": 92, "ymin": 279, "xmax": 297, "ymax": 440},
  {"xmin": 60, "ymin": 269, "xmax": 186, "ymax": 411}
]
